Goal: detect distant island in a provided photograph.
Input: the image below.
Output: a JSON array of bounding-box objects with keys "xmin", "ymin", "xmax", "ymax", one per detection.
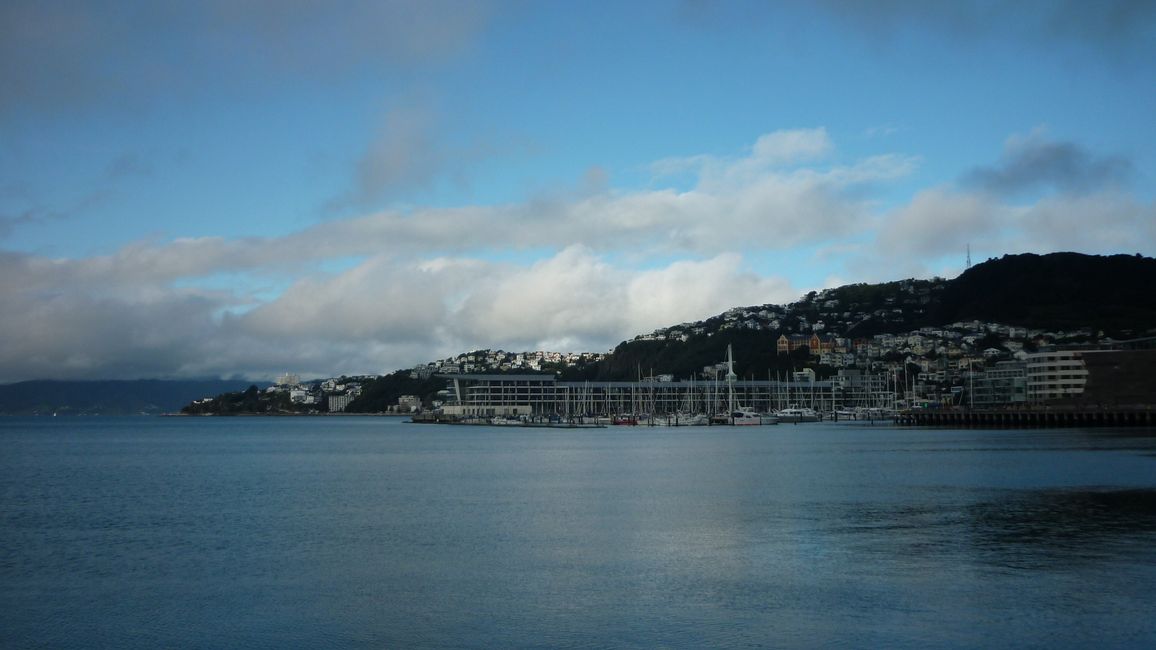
[{"xmin": 0, "ymin": 379, "xmax": 266, "ymax": 416}]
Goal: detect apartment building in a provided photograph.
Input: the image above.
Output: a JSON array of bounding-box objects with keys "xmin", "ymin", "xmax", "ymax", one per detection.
[{"xmin": 1025, "ymin": 351, "xmax": 1088, "ymax": 402}]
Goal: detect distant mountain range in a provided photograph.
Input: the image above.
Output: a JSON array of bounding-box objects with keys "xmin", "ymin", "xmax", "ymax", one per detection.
[{"xmin": 0, "ymin": 380, "xmax": 266, "ymax": 416}]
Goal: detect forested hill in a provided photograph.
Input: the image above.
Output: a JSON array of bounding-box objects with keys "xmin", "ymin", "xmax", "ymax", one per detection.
[
  {"xmin": 930, "ymin": 252, "xmax": 1156, "ymax": 332},
  {"xmin": 0, "ymin": 379, "xmax": 265, "ymax": 415},
  {"xmin": 560, "ymin": 252, "xmax": 1156, "ymax": 382}
]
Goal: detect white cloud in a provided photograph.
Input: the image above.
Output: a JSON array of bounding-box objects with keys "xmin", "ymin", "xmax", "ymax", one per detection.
[
  {"xmin": 751, "ymin": 128, "xmax": 834, "ymax": 165},
  {"xmin": 3, "ymin": 128, "xmax": 1151, "ymax": 381},
  {"xmin": 0, "ymin": 241, "xmax": 802, "ymax": 381},
  {"xmin": 876, "ymin": 188, "xmax": 1004, "ymax": 259},
  {"xmin": 1014, "ymin": 191, "xmax": 1156, "ymax": 252}
]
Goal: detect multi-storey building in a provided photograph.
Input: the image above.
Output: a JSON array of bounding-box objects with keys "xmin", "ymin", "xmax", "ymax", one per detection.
[
  {"xmin": 328, "ymin": 393, "xmax": 353, "ymax": 412},
  {"xmin": 1025, "ymin": 351, "xmax": 1088, "ymax": 402},
  {"xmin": 971, "ymin": 361, "xmax": 1027, "ymax": 407}
]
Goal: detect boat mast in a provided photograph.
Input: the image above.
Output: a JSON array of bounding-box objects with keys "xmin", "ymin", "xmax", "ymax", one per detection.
[{"xmin": 726, "ymin": 344, "xmax": 737, "ymax": 413}]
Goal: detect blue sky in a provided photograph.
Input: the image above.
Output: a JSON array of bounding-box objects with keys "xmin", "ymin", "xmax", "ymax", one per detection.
[{"xmin": 1, "ymin": 0, "xmax": 1154, "ymax": 381}]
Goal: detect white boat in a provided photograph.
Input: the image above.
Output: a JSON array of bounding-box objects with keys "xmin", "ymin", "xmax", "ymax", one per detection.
[
  {"xmin": 730, "ymin": 407, "xmax": 762, "ymax": 425},
  {"xmin": 829, "ymin": 407, "xmax": 895, "ymax": 425},
  {"xmin": 714, "ymin": 407, "xmax": 778, "ymax": 426},
  {"xmin": 776, "ymin": 407, "xmax": 820, "ymax": 423},
  {"xmin": 652, "ymin": 412, "xmax": 709, "ymax": 426},
  {"xmin": 489, "ymin": 416, "xmax": 524, "ymax": 426}
]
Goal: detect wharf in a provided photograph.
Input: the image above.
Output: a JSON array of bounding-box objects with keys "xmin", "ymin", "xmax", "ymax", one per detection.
[
  {"xmin": 409, "ymin": 413, "xmax": 605, "ymax": 428},
  {"xmin": 895, "ymin": 406, "xmax": 1155, "ymax": 428}
]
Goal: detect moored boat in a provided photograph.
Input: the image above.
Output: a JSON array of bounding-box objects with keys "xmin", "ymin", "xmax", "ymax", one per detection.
[
  {"xmin": 711, "ymin": 407, "xmax": 779, "ymax": 426},
  {"xmin": 776, "ymin": 407, "xmax": 820, "ymax": 423}
]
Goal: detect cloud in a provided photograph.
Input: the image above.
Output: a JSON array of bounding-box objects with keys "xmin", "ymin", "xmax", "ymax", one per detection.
[
  {"xmin": 207, "ymin": 0, "xmax": 491, "ymax": 71},
  {"xmin": 0, "ymin": 1, "xmax": 492, "ymax": 117},
  {"xmin": 651, "ymin": 127, "xmax": 834, "ymax": 186},
  {"xmin": 0, "ymin": 128, "xmax": 916, "ymax": 379},
  {"xmin": 961, "ymin": 129, "xmax": 1133, "ymax": 196},
  {"xmin": 3, "ymin": 128, "xmax": 1150, "ymax": 382},
  {"xmin": 813, "ymin": 0, "xmax": 1156, "ymax": 57},
  {"xmin": 864, "ymin": 186, "xmax": 1155, "ymax": 282},
  {"xmin": 751, "ymin": 129, "xmax": 834, "ymax": 165},
  {"xmin": 0, "ymin": 244, "xmax": 798, "ymax": 381},
  {"xmin": 863, "ymin": 124, "xmax": 900, "ymax": 139},
  {"xmin": 1014, "ymin": 191, "xmax": 1156, "ymax": 252},
  {"xmin": 1039, "ymin": 0, "xmax": 1156, "ymax": 51},
  {"xmin": 0, "ymin": 252, "xmax": 231, "ymax": 380},
  {"xmin": 0, "ymin": 190, "xmax": 112, "ymax": 240},
  {"xmin": 873, "ymin": 186, "xmax": 1003, "ymax": 256},
  {"xmin": 348, "ymin": 104, "xmax": 448, "ymax": 206}
]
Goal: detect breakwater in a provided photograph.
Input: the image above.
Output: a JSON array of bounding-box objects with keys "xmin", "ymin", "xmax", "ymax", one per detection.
[{"xmin": 896, "ymin": 406, "xmax": 1155, "ymax": 427}]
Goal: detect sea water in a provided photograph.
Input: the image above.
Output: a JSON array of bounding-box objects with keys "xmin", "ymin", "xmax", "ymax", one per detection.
[{"xmin": 2, "ymin": 417, "xmax": 1155, "ymax": 648}]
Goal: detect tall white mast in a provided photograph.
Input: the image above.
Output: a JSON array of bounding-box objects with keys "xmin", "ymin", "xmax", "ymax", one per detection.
[{"xmin": 726, "ymin": 344, "xmax": 737, "ymax": 413}]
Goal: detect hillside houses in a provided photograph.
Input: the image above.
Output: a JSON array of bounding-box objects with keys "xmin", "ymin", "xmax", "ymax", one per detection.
[
  {"xmin": 609, "ymin": 279, "xmax": 1150, "ymax": 407},
  {"xmin": 412, "ymin": 349, "xmax": 608, "ymax": 378}
]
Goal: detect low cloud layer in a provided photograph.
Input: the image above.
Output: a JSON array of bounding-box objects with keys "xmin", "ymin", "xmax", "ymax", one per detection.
[{"xmin": 0, "ymin": 130, "xmax": 1152, "ymax": 381}]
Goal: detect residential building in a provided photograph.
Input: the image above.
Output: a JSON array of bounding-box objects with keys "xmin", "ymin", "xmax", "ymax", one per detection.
[
  {"xmin": 328, "ymin": 393, "xmax": 353, "ymax": 412},
  {"xmin": 971, "ymin": 361, "xmax": 1027, "ymax": 407},
  {"xmin": 1025, "ymin": 350, "xmax": 1089, "ymax": 402},
  {"xmin": 398, "ymin": 395, "xmax": 423, "ymax": 412}
]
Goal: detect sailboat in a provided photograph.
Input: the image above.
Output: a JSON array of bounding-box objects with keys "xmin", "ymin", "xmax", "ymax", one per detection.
[{"xmin": 713, "ymin": 344, "xmax": 777, "ymax": 425}]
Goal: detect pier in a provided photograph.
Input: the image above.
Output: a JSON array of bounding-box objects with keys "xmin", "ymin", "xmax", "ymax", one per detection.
[{"xmin": 895, "ymin": 406, "xmax": 1155, "ymax": 428}]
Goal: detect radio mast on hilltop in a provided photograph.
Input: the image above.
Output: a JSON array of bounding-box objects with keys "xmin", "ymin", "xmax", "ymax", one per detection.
[{"xmin": 966, "ymin": 244, "xmax": 972, "ymax": 271}]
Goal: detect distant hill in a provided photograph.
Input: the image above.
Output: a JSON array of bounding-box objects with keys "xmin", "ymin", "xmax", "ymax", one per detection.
[
  {"xmin": 931, "ymin": 253, "xmax": 1156, "ymax": 333},
  {"xmin": 0, "ymin": 379, "xmax": 267, "ymax": 416},
  {"xmin": 560, "ymin": 252, "xmax": 1156, "ymax": 381}
]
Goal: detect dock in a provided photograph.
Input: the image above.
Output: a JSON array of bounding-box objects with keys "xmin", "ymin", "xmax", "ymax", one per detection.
[
  {"xmin": 894, "ymin": 406, "xmax": 1155, "ymax": 428},
  {"xmin": 410, "ymin": 413, "xmax": 605, "ymax": 427}
]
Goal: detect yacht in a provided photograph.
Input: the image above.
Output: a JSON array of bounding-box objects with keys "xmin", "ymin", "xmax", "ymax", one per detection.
[
  {"xmin": 654, "ymin": 412, "xmax": 709, "ymax": 426},
  {"xmin": 714, "ymin": 407, "xmax": 778, "ymax": 426},
  {"xmin": 776, "ymin": 407, "xmax": 820, "ymax": 423}
]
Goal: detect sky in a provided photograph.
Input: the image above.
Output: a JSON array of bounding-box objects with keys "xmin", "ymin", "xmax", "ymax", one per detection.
[{"xmin": 1, "ymin": 0, "xmax": 1154, "ymax": 382}]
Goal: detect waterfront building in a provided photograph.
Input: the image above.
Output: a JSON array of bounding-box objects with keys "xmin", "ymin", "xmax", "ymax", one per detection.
[
  {"xmin": 435, "ymin": 372, "xmax": 896, "ymax": 418},
  {"xmin": 971, "ymin": 361, "xmax": 1027, "ymax": 407},
  {"xmin": 328, "ymin": 393, "xmax": 353, "ymax": 413},
  {"xmin": 1026, "ymin": 350, "xmax": 1089, "ymax": 402},
  {"xmin": 397, "ymin": 395, "xmax": 422, "ymax": 412}
]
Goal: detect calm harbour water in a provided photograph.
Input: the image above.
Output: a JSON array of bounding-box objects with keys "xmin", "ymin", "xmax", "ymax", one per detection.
[{"xmin": 2, "ymin": 417, "xmax": 1155, "ymax": 649}]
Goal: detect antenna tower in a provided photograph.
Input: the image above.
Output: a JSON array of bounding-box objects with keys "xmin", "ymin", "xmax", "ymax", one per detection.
[{"xmin": 966, "ymin": 244, "xmax": 972, "ymax": 270}]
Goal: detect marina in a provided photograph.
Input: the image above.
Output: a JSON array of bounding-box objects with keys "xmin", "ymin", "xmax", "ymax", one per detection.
[{"xmin": 432, "ymin": 346, "xmax": 896, "ymax": 425}]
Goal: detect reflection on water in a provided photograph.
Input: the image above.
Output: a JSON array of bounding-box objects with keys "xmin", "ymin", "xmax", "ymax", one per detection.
[
  {"xmin": 969, "ymin": 488, "xmax": 1156, "ymax": 569},
  {"xmin": 829, "ymin": 488, "xmax": 1156, "ymax": 571},
  {"xmin": 1, "ymin": 418, "xmax": 1154, "ymax": 649}
]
